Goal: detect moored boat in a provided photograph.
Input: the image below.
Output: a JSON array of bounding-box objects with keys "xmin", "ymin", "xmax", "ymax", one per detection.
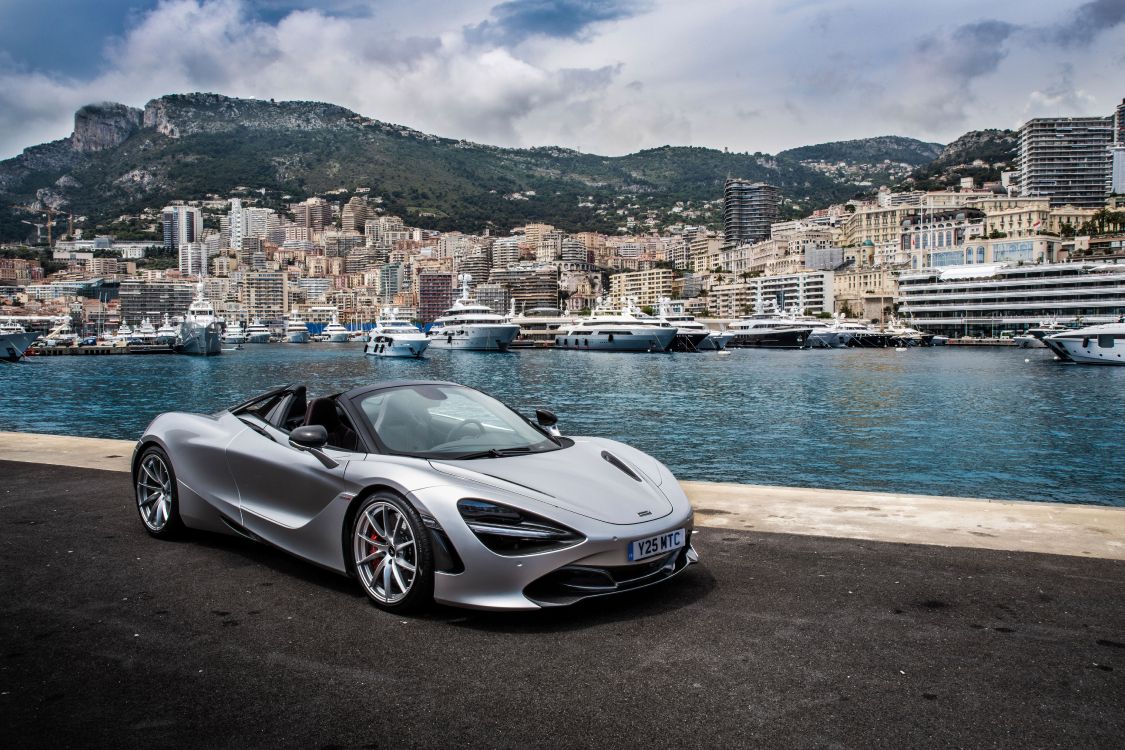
[
  {"xmin": 364, "ymin": 309, "xmax": 430, "ymax": 358},
  {"xmin": 1043, "ymin": 318, "xmax": 1125, "ymax": 365},
  {"xmin": 427, "ymin": 274, "xmax": 519, "ymax": 351}
]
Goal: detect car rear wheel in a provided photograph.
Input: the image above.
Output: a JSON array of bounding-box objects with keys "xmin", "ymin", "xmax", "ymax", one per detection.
[
  {"xmin": 135, "ymin": 446, "xmax": 184, "ymax": 538},
  {"xmin": 351, "ymin": 494, "xmax": 434, "ymax": 613}
]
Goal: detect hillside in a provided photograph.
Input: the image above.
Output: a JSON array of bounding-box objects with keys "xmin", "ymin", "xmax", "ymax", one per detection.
[
  {"xmin": 902, "ymin": 129, "xmax": 1017, "ymax": 190},
  {"xmin": 0, "ymin": 93, "xmax": 950, "ymax": 242}
]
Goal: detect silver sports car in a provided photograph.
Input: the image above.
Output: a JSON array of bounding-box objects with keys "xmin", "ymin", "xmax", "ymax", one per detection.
[{"xmin": 132, "ymin": 380, "xmax": 698, "ymax": 612}]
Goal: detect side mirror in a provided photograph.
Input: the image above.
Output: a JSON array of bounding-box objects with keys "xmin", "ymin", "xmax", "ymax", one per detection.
[
  {"xmin": 535, "ymin": 408, "xmax": 558, "ymax": 427},
  {"xmin": 290, "ymin": 424, "xmax": 328, "ymax": 449}
]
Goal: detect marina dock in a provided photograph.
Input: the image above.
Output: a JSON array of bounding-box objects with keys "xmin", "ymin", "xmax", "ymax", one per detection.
[{"xmin": 2, "ymin": 431, "xmax": 1122, "ymax": 561}]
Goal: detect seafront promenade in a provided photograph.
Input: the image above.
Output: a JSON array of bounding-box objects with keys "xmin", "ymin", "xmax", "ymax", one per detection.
[
  {"xmin": 2, "ymin": 432, "xmax": 1124, "ymax": 748},
  {"xmin": 3, "ymin": 431, "xmax": 1122, "ymax": 560}
]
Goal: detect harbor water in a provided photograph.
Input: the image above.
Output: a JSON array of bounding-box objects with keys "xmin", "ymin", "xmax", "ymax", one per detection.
[{"xmin": 2, "ymin": 345, "xmax": 1122, "ymax": 506}]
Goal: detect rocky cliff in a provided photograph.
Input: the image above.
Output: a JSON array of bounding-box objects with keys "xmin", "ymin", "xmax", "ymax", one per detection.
[{"xmin": 71, "ymin": 103, "xmax": 143, "ymax": 153}]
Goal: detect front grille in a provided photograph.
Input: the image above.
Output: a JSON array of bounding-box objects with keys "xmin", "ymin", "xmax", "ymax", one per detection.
[{"xmin": 524, "ymin": 544, "xmax": 692, "ymax": 606}]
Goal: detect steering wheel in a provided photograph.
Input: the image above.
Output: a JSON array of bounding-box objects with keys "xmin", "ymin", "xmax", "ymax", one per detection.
[{"xmin": 448, "ymin": 420, "xmax": 484, "ymax": 440}]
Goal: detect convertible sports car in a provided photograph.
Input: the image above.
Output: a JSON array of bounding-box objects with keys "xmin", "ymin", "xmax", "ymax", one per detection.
[{"xmin": 132, "ymin": 380, "xmax": 698, "ymax": 612}]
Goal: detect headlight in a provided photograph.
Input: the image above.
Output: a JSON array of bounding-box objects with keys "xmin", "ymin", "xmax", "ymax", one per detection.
[{"xmin": 457, "ymin": 499, "xmax": 584, "ymax": 556}]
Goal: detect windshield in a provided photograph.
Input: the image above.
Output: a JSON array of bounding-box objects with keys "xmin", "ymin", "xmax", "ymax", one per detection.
[{"xmin": 357, "ymin": 384, "xmax": 559, "ymax": 459}]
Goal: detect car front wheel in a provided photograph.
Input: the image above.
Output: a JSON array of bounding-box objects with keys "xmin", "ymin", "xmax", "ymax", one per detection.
[
  {"xmin": 350, "ymin": 493, "xmax": 434, "ymax": 613},
  {"xmin": 135, "ymin": 446, "xmax": 184, "ymax": 538}
]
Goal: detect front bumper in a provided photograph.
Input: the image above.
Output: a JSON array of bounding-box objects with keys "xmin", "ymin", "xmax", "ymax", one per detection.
[{"xmin": 410, "ymin": 485, "xmax": 698, "ymax": 610}]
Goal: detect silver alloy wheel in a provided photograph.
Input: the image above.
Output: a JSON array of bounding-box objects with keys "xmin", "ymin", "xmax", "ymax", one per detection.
[
  {"xmin": 353, "ymin": 501, "xmax": 418, "ymax": 604},
  {"xmin": 137, "ymin": 453, "xmax": 173, "ymax": 532}
]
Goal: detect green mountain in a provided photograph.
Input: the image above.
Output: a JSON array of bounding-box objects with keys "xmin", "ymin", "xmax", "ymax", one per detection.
[
  {"xmin": 0, "ymin": 93, "xmax": 949, "ymax": 242},
  {"xmin": 902, "ymin": 129, "xmax": 1018, "ymax": 191}
]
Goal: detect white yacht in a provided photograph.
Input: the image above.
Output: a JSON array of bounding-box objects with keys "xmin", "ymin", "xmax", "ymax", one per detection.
[
  {"xmin": 1014, "ymin": 321, "xmax": 1068, "ymax": 349},
  {"xmin": 155, "ymin": 314, "xmax": 179, "ymax": 342},
  {"xmin": 1, "ymin": 322, "xmax": 38, "ymax": 362},
  {"xmin": 134, "ymin": 317, "xmax": 157, "ymax": 343},
  {"xmin": 505, "ymin": 302, "xmax": 577, "ymax": 348},
  {"xmin": 223, "ymin": 320, "xmax": 249, "ymax": 344},
  {"xmin": 427, "ymin": 274, "xmax": 520, "ymax": 351},
  {"xmin": 823, "ymin": 318, "xmax": 893, "ymax": 348},
  {"xmin": 177, "ymin": 287, "xmax": 222, "ymax": 356},
  {"xmin": 727, "ymin": 307, "xmax": 814, "ymax": 349},
  {"xmin": 1043, "ymin": 319, "xmax": 1125, "ymax": 365},
  {"xmin": 365, "ymin": 309, "xmax": 431, "ymax": 358},
  {"xmin": 882, "ymin": 317, "xmax": 935, "ymax": 347},
  {"xmin": 323, "ymin": 314, "xmax": 351, "ymax": 343},
  {"xmin": 113, "ymin": 320, "xmax": 133, "ymax": 342},
  {"xmin": 656, "ymin": 298, "xmax": 728, "ymax": 350},
  {"xmin": 285, "ymin": 313, "xmax": 311, "ymax": 344},
  {"xmin": 554, "ymin": 299, "xmax": 677, "ymax": 352},
  {"xmin": 43, "ymin": 318, "xmax": 79, "ymax": 347},
  {"xmin": 245, "ymin": 319, "xmax": 271, "ymax": 344}
]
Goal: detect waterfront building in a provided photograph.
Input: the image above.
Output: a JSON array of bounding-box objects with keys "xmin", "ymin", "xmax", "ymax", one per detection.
[
  {"xmin": 294, "ymin": 277, "xmax": 332, "ymax": 302},
  {"xmin": 833, "ymin": 266, "xmax": 898, "ymax": 321},
  {"xmin": 710, "ymin": 270, "xmax": 834, "ymax": 318},
  {"xmin": 488, "ymin": 264, "xmax": 559, "ymax": 311},
  {"xmin": 240, "ymin": 271, "xmax": 289, "ymax": 322},
  {"xmin": 1017, "ymin": 116, "xmax": 1114, "ymax": 207},
  {"xmin": 896, "ymin": 261, "xmax": 1125, "ymax": 336},
  {"xmin": 724, "ymin": 180, "xmax": 780, "ymax": 246},
  {"xmin": 119, "ymin": 280, "xmax": 195, "ymax": 322},
  {"xmin": 609, "ymin": 268, "xmax": 675, "ymax": 307},
  {"xmin": 161, "ymin": 205, "xmax": 202, "ymax": 251},
  {"xmin": 475, "ymin": 282, "xmax": 511, "ymax": 315}
]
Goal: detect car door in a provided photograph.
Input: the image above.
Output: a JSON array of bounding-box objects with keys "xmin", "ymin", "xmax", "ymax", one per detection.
[{"xmin": 225, "ymin": 420, "xmax": 355, "ymax": 536}]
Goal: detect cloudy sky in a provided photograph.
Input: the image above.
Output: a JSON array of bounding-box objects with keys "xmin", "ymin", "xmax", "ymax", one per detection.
[{"xmin": 1, "ymin": 0, "xmax": 1123, "ymax": 159}]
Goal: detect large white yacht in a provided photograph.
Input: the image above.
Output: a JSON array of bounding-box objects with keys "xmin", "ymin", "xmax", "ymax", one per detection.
[
  {"xmin": 134, "ymin": 317, "xmax": 157, "ymax": 343},
  {"xmin": 245, "ymin": 319, "xmax": 271, "ymax": 344},
  {"xmin": 155, "ymin": 314, "xmax": 179, "ymax": 342},
  {"xmin": 727, "ymin": 305, "xmax": 815, "ymax": 349},
  {"xmin": 43, "ymin": 318, "xmax": 80, "ymax": 347},
  {"xmin": 1014, "ymin": 321, "xmax": 1068, "ymax": 349},
  {"xmin": 365, "ymin": 309, "xmax": 431, "ymax": 358},
  {"xmin": 427, "ymin": 274, "xmax": 520, "ymax": 351},
  {"xmin": 554, "ymin": 298, "xmax": 677, "ymax": 352},
  {"xmin": 223, "ymin": 320, "xmax": 248, "ymax": 344},
  {"xmin": 177, "ymin": 287, "xmax": 222, "ymax": 356},
  {"xmin": 285, "ymin": 312, "xmax": 311, "ymax": 343},
  {"xmin": 1043, "ymin": 319, "xmax": 1125, "ymax": 365},
  {"xmin": 323, "ymin": 314, "xmax": 351, "ymax": 343},
  {"xmin": 505, "ymin": 302, "xmax": 577, "ymax": 348},
  {"xmin": 882, "ymin": 317, "xmax": 935, "ymax": 347},
  {"xmin": 1, "ymin": 322, "xmax": 38, "ymax": 362},
  {"xmin": 656, "ymin": 298, "xmax": 729, "ymax": 350}
]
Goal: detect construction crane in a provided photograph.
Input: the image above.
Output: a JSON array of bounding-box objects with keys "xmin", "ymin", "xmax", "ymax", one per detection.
[{"xmin": 10, "ymin": 204, "xmax": 74, "ymax": 246}]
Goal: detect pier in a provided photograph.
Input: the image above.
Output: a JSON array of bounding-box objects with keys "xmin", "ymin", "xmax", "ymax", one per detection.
[{"xmin": 1, "ymin": 432, "xmax": 1122, "ymax": 748}]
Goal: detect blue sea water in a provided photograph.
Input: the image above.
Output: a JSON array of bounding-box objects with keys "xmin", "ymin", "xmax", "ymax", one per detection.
[{"xmin": 2, "ymin": 344, "xmax": 1122, "ymax": 506}]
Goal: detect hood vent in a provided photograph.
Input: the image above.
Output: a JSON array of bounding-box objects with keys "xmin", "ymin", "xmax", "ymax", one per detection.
[{"xmin": 602, "ymin": 450, "xmax": 642, "ymax": 482}]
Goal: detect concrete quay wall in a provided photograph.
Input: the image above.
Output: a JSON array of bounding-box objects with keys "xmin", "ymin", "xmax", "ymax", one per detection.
[{"xmin": 1, "ymin": 430, "xmax": 1122, "ymax": 561}]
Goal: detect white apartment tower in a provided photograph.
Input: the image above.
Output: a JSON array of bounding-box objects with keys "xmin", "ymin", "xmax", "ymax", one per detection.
[{"xmin": 1016, "ymin": 116, "xmax": 1113, "ymax": 207}]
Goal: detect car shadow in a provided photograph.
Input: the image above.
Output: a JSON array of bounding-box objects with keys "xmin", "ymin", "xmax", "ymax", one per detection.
[
  {"xmin": 178, "ymin": 529, "xmax": 364, "ymax": 598},
  {"xmin": 424, "ymin": 565, "xmax": 717, "ymax": 633},
  {"xmin": 168, "ymin": 528, "xmax": 716, "ymax": 628}
]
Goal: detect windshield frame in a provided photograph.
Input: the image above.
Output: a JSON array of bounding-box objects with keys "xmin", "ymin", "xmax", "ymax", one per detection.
[{"xmin": 345, "ymin": 383, "xmax": 565, "ymax": 460}]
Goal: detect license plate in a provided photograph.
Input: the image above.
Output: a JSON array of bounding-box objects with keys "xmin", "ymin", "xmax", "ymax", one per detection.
[{"xmin": 628, "ymin": 528, "xmax": 685, "ymax": 561}]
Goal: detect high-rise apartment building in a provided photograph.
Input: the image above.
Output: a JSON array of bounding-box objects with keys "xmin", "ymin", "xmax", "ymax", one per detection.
[
  {"xmin": 1016, "ymin": 116, "xmax": 1113, "ymax": 207},
  {"xmin": 241, "ymin": 271, "xmax": 289, "ymax": 322},
  {"xmin": 1115, "ymin": 98, "xmax": 1125, "ymax": 145},
  {"xmin": 119, "ymin": 280, "xmax": 195, "ymax": 322},
  {"xmin": 290, "ymin": 197, "xmax": 332, "ymax": 232},
  {"xmin": 723, "ymin": 180, "xmax": 780, "ymax": 246},
  {"xmin": 491, "ymin": 236, "xmax": 522, "ymax": 269},
  {"xmin": 162, "ymin": 205, "xmax": 202, "ymax": 251},
  {"xmin": 417, "ymin": 271, "xmax": 456, "ymax": 323},
  {"xmin": 178, "ymin": 242, "xmax": 206, "ymax": 276},
  {"xmin": 341, "ymin": 196, "xmax": 369, "ymax": 233}
]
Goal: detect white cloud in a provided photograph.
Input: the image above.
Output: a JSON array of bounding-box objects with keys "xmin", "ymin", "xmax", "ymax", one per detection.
[{"xmin": 0, "ymin": 0, "xmax": 1123, "ymax": 159}]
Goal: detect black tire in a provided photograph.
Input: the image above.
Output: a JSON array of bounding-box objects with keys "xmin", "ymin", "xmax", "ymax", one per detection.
[
  {"xmin": 134, "ymin": 446, "xmax": 185, "ymax": 538},
  {"xmin": 349, "ymin": 492, "xmax": 434, "ymax": 613}
]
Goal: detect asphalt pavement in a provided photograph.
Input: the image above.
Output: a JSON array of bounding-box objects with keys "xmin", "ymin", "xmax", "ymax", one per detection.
[{"xmin": 2, "ymin": 459, "xmax": 1123, "ymax": 749}]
